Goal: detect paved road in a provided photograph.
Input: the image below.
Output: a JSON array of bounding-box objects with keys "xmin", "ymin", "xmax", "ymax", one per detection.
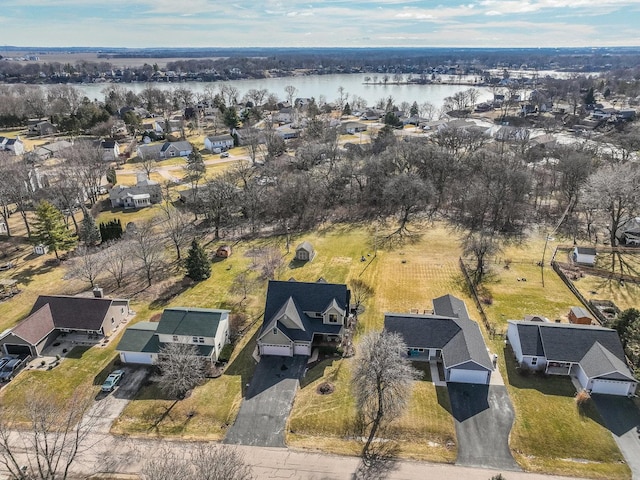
[
  {"xmin": 2, "ymin": 432, "xmax": 589, "ymax": 480},
  {"xmin": 224, "ymin": 355, "xmax": 307, "ymax": 447},
  {"xmin": 448, "ymin": 383, "xmax": 520, "ymax": 471},
  {"xmin": 591, "ymin": 394, "xmax": 640, "ymax": 480}
]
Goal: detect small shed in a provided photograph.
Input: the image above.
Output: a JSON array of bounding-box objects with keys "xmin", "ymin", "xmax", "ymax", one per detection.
[
  {"xmin": 572, "ymin": 246, "xmax": 596, "ymax": 266},
  {"xmin": 568, "ymin": 306, "xmax": 594, "ymax": 325},
  {"xmin": 295, "ymin": 241, "xmax": 316, "ymax": 262},
  {"xmin": 33, "ymin": 244, "xmax": 49, "ymax": 256},
  {"xmin": 216, "ymin": 245, "xmax": 232, "ymax": 258}
]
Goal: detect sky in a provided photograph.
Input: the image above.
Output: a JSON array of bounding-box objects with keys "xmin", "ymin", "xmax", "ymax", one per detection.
[{"xmin": 1, "ymin": 0, "xmax": 639, "ymax": 49}]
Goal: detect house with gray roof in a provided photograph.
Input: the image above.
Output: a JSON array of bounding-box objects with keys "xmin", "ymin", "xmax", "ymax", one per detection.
[
  {"xmin": 0, "ymin": 294, "xmax": 130, "ymax": 357},
  {"xmin": 257, "ymin": 279, "xmax": 350, "ymax": 357},
  {"xmin": 507, "ymin": 320, "xmax": 636, "ymax": 396},
  {"xmin": 117, "ymin": 307, "xmax": 230, "ymax": 365},
  {"xmin": 136, "ymin": 141, "xmax": 193, "ymax": 160},
  {"xmin": 204, "ymin": 134, "xmax": 234, "ymax": 153},
  {"xmin": 109, "ymin": 174, "xmax": 161, "ymax": 209},
  {"xmin": 384, "ymin": 294, "xmax": 493, "ymax": 385}
]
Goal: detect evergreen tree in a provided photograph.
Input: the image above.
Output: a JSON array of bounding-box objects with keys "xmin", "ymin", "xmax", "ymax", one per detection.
[
  {"xmin": 79, "ymin": 212, "xmax": 101, "ymax": 246},
  {"xmin": 185, "ymin": 239, "xmax": 211, "ymax": 281},
  {"xmin": 410, "ymin": 101, "xmax": 419, "ymax": 117},
  {"xmin": 223, "ymin": 108, "xmax": 240, "ymax": 129},
  {"xmin": 99, "ymin": 219, "xmax": 123, "ymax": 242},
  {"xmin": 342, "ymin": 102, "xmax": 352, "ymax": 116},
  {"xmin": 584, "ymin": 87, "xmax": 596, "ymax": 106},
  {"xmin": 33, "ymin": 201, "xmax": 76, "ymax": 259},
  {"xmin": 106, "ymin": 167, "xmax": 117, "ymax": 185}
]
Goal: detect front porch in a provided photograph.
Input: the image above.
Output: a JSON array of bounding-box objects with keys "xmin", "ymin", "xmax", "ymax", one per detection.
[{"xmin": 545, "ymin": 361, "xmax": 573, "ymax": 376}]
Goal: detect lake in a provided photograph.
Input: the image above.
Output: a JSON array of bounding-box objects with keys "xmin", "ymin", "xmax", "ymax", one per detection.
[{"xmin": 71, "ymin": 73, "xmax": 494, "ymax": 109}]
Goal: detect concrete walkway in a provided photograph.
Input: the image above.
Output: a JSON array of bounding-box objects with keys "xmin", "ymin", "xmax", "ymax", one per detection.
[{"xmin": 430, "ymin": 362, "xmax": 446, "ymax": 386}]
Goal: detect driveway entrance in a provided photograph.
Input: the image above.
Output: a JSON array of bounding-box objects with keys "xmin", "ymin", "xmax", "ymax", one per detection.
[
  {"xmin": 224, "ymin": 355, "xmax": 307, "ymax": 447},
  {"xmin": 448, "ymin": 383, "xmax": 520, "ymax": 471}
]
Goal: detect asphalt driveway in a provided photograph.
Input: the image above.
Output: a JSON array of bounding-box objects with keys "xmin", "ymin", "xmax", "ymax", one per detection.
[
  {"xmin": 448, "ymin": 383, "xmax": 520, "ymax": 471},
  {"xmin": 224, "ymin": 355, "xmax": 307, "ymax": 447},
  {"xmin": 88, "ymin": 366, "xmax": 150, "ymax": 433},
  {"xmin": 591, "ymin": 394, "xmax": 640, "ymax": 480}
]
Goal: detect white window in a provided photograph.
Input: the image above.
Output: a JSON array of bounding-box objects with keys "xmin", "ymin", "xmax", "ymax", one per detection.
[
  {"xmin": 273, "ymin": 327, "xmax": 278, "ymax": 335},
  {"xmin": 328, "ymin": 314, "xmax": 338, "ymax": 323},
  {"xmin": 531, "ymin": 357, "xmax": 538, "ymax": 366},
  {"xmin": 192, "ymin": 336, "xmax": 198, "ymax": 343},
  {"xmin": 198, "ymin": 337, "xmax": 205, "ymax": 343},
  {"xmin": 173, "ymin": 335, "xmax": 179, "ymax": 342}
]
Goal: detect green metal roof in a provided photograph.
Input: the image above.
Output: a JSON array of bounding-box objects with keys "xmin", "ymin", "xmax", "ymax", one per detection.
[
  {"xmin": 116, "ymin": 322, "xmax": 160, "ymax": 353},
  {"xmin": 156, "ymin": 308, "xmax": 229, "ymax": 337}
]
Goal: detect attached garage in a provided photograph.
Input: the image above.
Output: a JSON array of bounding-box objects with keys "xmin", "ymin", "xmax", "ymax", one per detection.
[
  {"xmin": 120, "ymin": 351, "xmax": 155, "ymax": 365},
  {"xmin": 293, "ymin": 343, "xmax": 311, "ymax": 356},
  {"xmin": 448, "ymin": 367, "xmax": 491, "ymax": 385},
  {"xmin": 590, "ymin": 379, "xmax": 635, "ymax": 396},
  {"xmin": 5, "ymin": 344, "xmax": 34, "ymax": 357},
  {"xmin": 260, "ymin": 344, "xmax": 293, "ymax": 356}
]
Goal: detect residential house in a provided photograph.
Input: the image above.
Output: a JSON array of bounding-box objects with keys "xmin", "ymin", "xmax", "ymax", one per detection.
[
  {"xmin": 616, "ymin": 217, "xmax": 640, "ymax": 246},
  {"xmin": 0, "ymin": 294, "xmax": 131, "ymax": 357},
  {"xmin": 109, "ymin": 174, "xmax": 161, "ymax": 209},
  {"xmin": 137, "ymin": 141, "xmax": 193, "ymax": 160},
  {"xmin": 360, "ymin": 110, "xmax": 382, "ymax": 121},
  {"xmin": 572, "ymin": 246, "xmax": 596, "ymax": 266},
  {"xmin": 340, "ymin": 121, "xmax": 368, "ymax": 134},
  {"xmin": 160, "ymin": 141, "xmax": 192, "ymax": 159},
  {"xmin": 33, "ymin": 140, "xmax": 73, "ymax": 160},
  {"xmin": 117, "ymin": 307, "xmax": 230, "ymax": 365},
  {"xmin": 385, "ymin": 295, "xmax": 493, "ymax": 385},
  {"xmin": 27, "ymin": 120, "xmax": 56, "ymax": 137},
  {"xmin": 257, "ymin": 279, "xmax": 350, "ymax": 357},
  {"xmin": 295, "ymin": 241, "xmax": 316, "ymax": 262},
  {"xmin": 100, "ymin": 140, "xmax": 120, "ymax": 162},
  {"xmin": 507, "ymin": 320, "xmax": 637, "ymax": 396},
  {"xmin": 0, "ymin": 137, "xmax": 25, "ymax": 156},
  {"xmin": 568, "ymin": 306, "xmax": 594, "ymax": 325},
  {"xmin": 204, "ymin": 135, "xmax": 234, "ymax": 153},
  {"xmin": 276, "ymin": 126, "xmax": 299, "ymax": 140}
]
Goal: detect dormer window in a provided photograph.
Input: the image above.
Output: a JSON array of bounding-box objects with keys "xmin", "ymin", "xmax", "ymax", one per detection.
[{"xmin": 329, "ymin": 314, "xmax": 338, "ymax": 323}]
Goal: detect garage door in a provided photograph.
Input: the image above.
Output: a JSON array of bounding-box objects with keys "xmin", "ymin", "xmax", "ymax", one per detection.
[
  {"xmin": 591, "ymin": 379, "xmax": 632, "ymax": 396},
  {"xmin": 293, "ymin": 343, "xmax": 311, "ymax": 356},
  {"xmin": 120, "ymin": 352, "xmax": 155, "ymax": 365},
  {"xmin": 260, "ymin": 344, "xmax": 292, "ymax": 357},
  {"xmin": 4, "ymin": 344, "xmax": 33, "ymax": 357},
  {"xmin": 449, "ymin": 368, "xmax": 490, "ymax": 385}
]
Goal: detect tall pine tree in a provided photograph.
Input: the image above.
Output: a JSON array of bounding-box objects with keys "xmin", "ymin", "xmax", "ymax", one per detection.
[
  {"xmin": 79, "ymin": 212, "xmax": 101, "ymax": 246},
  {"xmin": 185, "ymin": 239, "xmax": 210, "ymax": 281},
  {"xmin": 33, "ymin": 201, "xmax": 76, "ymax": 259}
]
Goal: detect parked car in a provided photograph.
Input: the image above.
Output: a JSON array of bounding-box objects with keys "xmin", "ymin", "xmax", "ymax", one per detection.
[
  {"xmin": 101, "ymin": 369, "xmax": 124, "ymax": 392},
  {"xmin": 220, "ymin": 152, "xmax": 230, "ymax": 158},
  {"xmin": 0, "ymin": 356, "xmax": 15, "ymax": 371},
  {"xmin": 0, "ymin": 357, "xmax": 28, "ymax": 382}
]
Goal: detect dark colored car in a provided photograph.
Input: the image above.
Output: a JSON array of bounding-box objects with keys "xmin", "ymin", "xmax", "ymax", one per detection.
[{"xmin": 0, "ymin": 357, "xmax": 27, "ymax": 382}]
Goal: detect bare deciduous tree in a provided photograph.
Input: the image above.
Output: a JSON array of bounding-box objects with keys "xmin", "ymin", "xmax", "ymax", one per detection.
[
  {"xmin": 155, "ymin": 342, "xmax": 207, "ymax": 399},
  {"xmin": 102, "ymin": 240, "xmax": 133, "ymax": 289},
  {"xmin": 0, "ymin": 389, "xmax": 99, "ymax": 480},
  {"xmin": 142, "ymin": 444, "xmax": 253, "ymax": 480},
  {"xmin": 160, "ymin": 205, "xmax": 191, "ymax": 261},
  {"xmin": 130, "ymin": 220, "xmax": 166, "ymax": 287},
  {"xmin": 352, "ymin": 331, "xmax": 420, "ymax": 460},
  {"xmin": 256, "ymin": 247, "xmax": 285, "ymax": 280},
  {"xmin": 462, "ymin": 231, "xmax": 502, "ymax": 286},
  {"xmin": 67, "ymin": 245, "xmax": 103, "ymax": 288},
  {"xmin": 350, "ymin": 279, "xmax": 374, "ymax": 314}
]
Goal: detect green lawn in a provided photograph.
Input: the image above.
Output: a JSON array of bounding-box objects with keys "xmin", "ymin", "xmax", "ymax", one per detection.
[{"xmin": 501, "ymin": 345, "xmax": 629, "ymax": 479}]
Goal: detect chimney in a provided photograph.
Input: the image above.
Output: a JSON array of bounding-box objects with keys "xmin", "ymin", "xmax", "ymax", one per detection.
[{"xmin": 93, "ymin": 287, "xmax": 104, "ymax": 298}]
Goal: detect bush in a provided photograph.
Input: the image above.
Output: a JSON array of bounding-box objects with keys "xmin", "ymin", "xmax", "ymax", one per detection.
[
  {"xmin": 575, "ymin": 389, "xmax": 591, "ymax": 408},
  {"xmin": 517, "ymin": 363, "xmax": 531, "ymax": 377}
]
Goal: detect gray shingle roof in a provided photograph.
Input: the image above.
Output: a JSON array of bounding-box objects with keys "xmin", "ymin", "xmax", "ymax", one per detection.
[
  {"xmin": 512, "ymin": 321, "xmax": 634, "ymax": 380},
  {"xmin": 384, "ymin": 295, "xmax": 493, "ymax": 371},
  {"xmin": 156, "ymin": 308, "xmax": 228, "ymax": 338},
  {"xmin": 260, "ymin": 280, "xmax": 349, "ymax": 341}
]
